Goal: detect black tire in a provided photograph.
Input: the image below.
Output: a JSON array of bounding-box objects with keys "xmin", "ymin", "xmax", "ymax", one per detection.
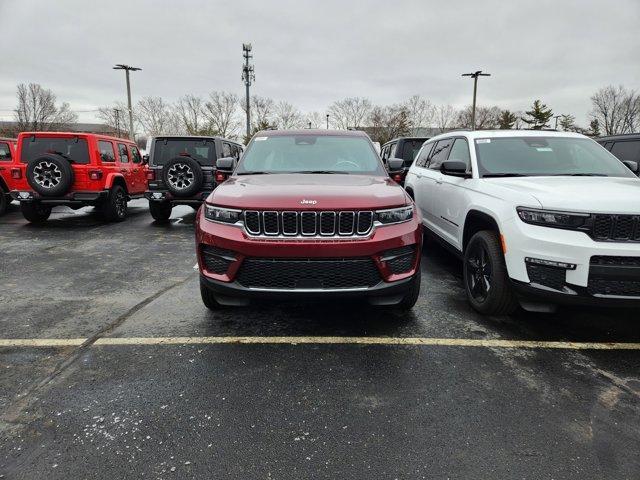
[
  {"xmin": 101, "ymin": 184, "xmax": 128, "ymax": 222},
  {"xmin": 395, "ymin": 273, "xmax": 421, "ymax": 310},
  {"xmin": 200, "ymin": 279, "xmax": 223, "ymax": 311},
  {"xmin": 0, "ymin": 192, "xmax": 7, "ymax": 216},
  {"xmin": 463, "ymin": 230, "xmax": 518, "ymax": 315},
  {"xmin": 20, "ymin": 202, "xmax": 52, "ymax": 224},
  {"xmin": 26, "ymin": 154, "xmax": 74, "ymax": 197},
  {"xmin": 149, "ymin": 200, "xmax": 172, "ymax": 223},
  {"xmin": 162, "ymin": 157, "xmax": 203, "ymax": 197}
]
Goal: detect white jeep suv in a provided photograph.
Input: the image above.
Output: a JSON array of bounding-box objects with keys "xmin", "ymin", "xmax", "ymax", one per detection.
[{"xmin": 404, "ymin": 130, "xmax": 640, "ymax": 314}]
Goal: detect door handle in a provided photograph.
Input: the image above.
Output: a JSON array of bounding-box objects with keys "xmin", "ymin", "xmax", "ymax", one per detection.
[
  {"xmin": 415, "ymin": 173, "xmax": 422, "ymax": 178},
  {"xmin": 435, "ymin": 179, "xmax": 443, "ymax": 185}
]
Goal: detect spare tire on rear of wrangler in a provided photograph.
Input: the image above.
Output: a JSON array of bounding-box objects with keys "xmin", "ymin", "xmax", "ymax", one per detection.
[
  {"xmin": 162, "ymin": 156, "xmax": 203, "ymax": 198},
  {"xmin": 26, "ymin": 154, "xmax": 74, "ymax": 197}
]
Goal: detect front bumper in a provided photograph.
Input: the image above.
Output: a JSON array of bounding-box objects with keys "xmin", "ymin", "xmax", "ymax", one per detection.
[
  {"xmin": 11, "ymin": 190, "xmax": 109, "ymax": 204},
  {"xmin": 502, "ymin": 217, "xmax": 640, "ymax": 305},
  {"xmin": 195, "ymin": 207, "xmax": 422, "ymax": 300}
]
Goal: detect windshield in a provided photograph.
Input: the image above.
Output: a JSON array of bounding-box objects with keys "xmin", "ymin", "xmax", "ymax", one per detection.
[
  {"xmin": 236, "ymin": 134, "xmax": 385, "ymax": 175},
  {"xmin": 401, "ymin": 139, "xmax": 427, "ymax": 163},
  {"xmin": 152, "ymin": 138, "xmax": 216, "ymax": 166},
  {"xmin": 474, "ymin": 136, "xmax": 635, "ymax": 178},
  {"xmin": 20, "ymin": 136, "xmax": 90, "ymax": 164}
]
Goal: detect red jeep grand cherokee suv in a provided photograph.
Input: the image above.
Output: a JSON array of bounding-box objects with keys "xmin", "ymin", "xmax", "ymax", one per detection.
[
  {"xmin": 196, "ymin": 130, "xmax": 422, "ymax": 310},
  {"xmin": 11, "ymin": 132, "xmax": 146, "ymax": 223}
]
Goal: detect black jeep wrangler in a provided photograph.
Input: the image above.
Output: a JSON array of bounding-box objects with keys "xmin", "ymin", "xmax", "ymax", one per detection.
[{"xmin": 144, "ymin": 136, "xmax": 243, "ymax": 222}]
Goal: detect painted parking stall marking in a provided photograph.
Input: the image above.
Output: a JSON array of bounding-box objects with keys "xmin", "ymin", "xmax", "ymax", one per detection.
[{"xmin": 1, "ymin": 336, "xmax": 640, "ymax": 350}]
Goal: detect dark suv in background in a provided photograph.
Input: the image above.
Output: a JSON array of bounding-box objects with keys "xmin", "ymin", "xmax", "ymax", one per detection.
[
  {"xmin": 380, "ymin": 137, "xmax": 428, "ymax": 185},
  {"xmin": 145, "ymin": 136, "xmax": 244, "ymax": 222},
  {"xmin": 598, "ymin": 133, "xmax": 640, "ymax": 176}
]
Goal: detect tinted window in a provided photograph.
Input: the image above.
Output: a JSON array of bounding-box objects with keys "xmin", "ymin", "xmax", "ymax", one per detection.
[
  {"xmin": 415, "ymin": 143, "xmax": 434, "ymax": 168},
  {"xmin": 117, "ymin": 143, "xmax": 129, "ymax": 163},
  {"xmin": 0, "ymin": 142, "xmax": 11, "ymax": 161},
  {"xmin": 222, "ymin": 142, "xmax": 232, "ymax": 158},
  {"xmin": 130, "ymin": 145, "xmax": 142, "ymax": 164},
  {"xmin": 448, "ymin": 138, "xmax": 471, "ymax": 168},
  {"xmin": 401, "ymin": 139, "xmax": 427, "ymax": 164},
  {"xmin": 237, "ymin": 134, "xmax": 385, "ymax": 175},
  {"xmin": 20, "ymin": 136, "xmax": 90, "ymax": 164},
  {"xmin": 98, "ymin": 141, "xmax": 115, "ymax": 162},
  {"xmin": 603, "ymin": 142, "xmax": 613, "ymax": 151},
  {"xmin": 380, "ymin": 145, "xmax": 388, "ymax": 160},
  {"xmin": 152, "ymin": 138, "xmax": 217, "ymax": 166},
  {"xmin": 389, "ymin": 143, "xmax": 397, "ymax": 159},
  {"xmin": 474, "ymin": 137, "xmax": 635, "ymax": 178},
  {"xmin": 610, "ymin": 141, "xmax": 640, "ymax": 161},
  {"xmin": 428, "ymin": 139, "xmax": 453, "ymax": 170}
]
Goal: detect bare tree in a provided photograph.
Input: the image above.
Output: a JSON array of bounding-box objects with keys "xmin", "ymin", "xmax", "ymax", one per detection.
[
  {"xmin": 457, "ymin": 105, "xmax": 501, "ymax": 129},
  {"xmin": 590, "ymin": 85, "xmax": 640, "ymax": 135},
  {"xmin": 273, "ymin": 101, "xmax": 305, "ymax": 129},
  {"xmin": 434, "ymin": 104, "xmax": 458, "ymax": 133},
  {"xmin": 403, "ymin": 95, "xmax": 434, "ymax": 130},
  {"xmin": 241, "ymin": 95, "xmax": 275, "ymax": 130},
  {"xmin": 327, "ymin": 97, "xmax": 372, "ymax": 129},
  {"xmin": 96, "ymin": 102, "xmax": 129, "ymax": 137},
  {"xmin": 204, "ymin": 91, "xmax": 241, "ymax": 139},
  {"xmin": 135, "ymin": 96, "xmax": 180, "ymax": 136},
  {"xmin": 14, "ymin": 83, "xmax": 78, "ymax": 131},
  {"xmin": 368, "ymin": 104, "xmax": 411, "ymax": 145},
  {"xmin": 305, "ymin": 111, "xmax": 326, "ymax": 129},
  {"xmin": 175, "ymin": 94, "xmax": 208, "ymax": 135}
]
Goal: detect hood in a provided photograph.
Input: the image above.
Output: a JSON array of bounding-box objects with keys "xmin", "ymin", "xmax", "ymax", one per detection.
[
  {"xmin": 209, "ymin": 174, "xmax": 409, "ymax": 210},
  {"xmin": 485, "ymin": 176, "xmax": 640, "ymax": 213}
]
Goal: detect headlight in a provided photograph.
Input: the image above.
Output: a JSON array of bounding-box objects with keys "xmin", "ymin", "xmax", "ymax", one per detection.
[
  {"xmin": 204, "ymin": 204, "xmax": 242, "ymax": 224},
  {"xmin": 516, "ymin": 207, "xmax": 589, "ymax": 229},
  {"xmin": 375, "ymin": 205, "xmax": 414, "ymax": 225}
]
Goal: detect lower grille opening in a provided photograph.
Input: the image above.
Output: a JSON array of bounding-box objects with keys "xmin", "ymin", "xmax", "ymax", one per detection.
[
  {"xmin": 588, "ymin": 255, "xmax": 640, "ymax": 296},
  {"xmin": 202, "ymin": 245, "xmax": 236, "ymax": 275},
  {"xmin": 236, "ymin": 257, "xmax": 381, "ymax": 290},
  {"xmin": 383, "ymin": 245, "xmax": 416, "ymax": 274},
  {"xmin": 526, "ymin": 264, "xmax": 566, "ymax": 290}
]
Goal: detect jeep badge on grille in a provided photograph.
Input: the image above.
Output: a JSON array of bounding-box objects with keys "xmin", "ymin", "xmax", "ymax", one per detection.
[{"xmin": 300, "ymin": 199, "xmax": 317, "ymax": 205}]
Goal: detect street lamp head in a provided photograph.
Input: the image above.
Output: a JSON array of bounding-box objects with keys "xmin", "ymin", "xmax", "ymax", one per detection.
[
  {"xmin": 113, "ymin": 64, "xmax": 142, "ymax": 71},
  {"xmin": 243, "ymin": 43, "xmax": 252, "ymax": 52}
]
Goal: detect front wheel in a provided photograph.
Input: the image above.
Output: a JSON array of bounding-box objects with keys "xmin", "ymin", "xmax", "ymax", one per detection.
[
  {"xmin": 149, "ymin": 201, "xmax": 172, "ymax": 223},
  {"xmin": 0, "ymin": 192, "xmax": 7, "ymax": 216},
  {"xmin": 463, "ymin": 230, "xmax": 518, "ymax": 315},
  {"xmin": 20, "ymin": 202, "xmax": 52, "ymax": 224},
  {"xmin": 200, "ymin": 279, "xmax": 224, "ymax": 311},
  {"xmin": 101, "ymin": 185, "xmax": 128, "ymax": 222}
]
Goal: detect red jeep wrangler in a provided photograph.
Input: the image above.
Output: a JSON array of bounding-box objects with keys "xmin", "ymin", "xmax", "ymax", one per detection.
[
  {"xmin": 196, "ymin": 130, "xmax": 423, "ymax": 310},
  {"xmin": 0, "ymin": 138, "xmax": 18, "ymax": 216},
  {"xmin": 10, "ymin": 132, "xmax": 147, "ymax": 223}
]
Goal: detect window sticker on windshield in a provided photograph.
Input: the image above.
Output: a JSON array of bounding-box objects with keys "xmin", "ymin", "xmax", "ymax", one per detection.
[
  {"xmin": 536, "ymin": 147, "xmax": 553, "ymax": 152},
  {"xmin": 476, "ymin": 139, "xmax": 491, "ymax": 144},
  {"xmin": 254, "ymin": 137, "xmax": 268, "ymax": 141}
]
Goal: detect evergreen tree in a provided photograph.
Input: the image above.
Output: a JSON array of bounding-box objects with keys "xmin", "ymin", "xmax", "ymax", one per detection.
[
  {"xmin": 522, "ymin": 100, "xmax": 553, "ymax": 129},
  {"xmin": 589, "ymin": 119, "xmax": 601, "ymax": 137},
  {"xmin": 498, "ymin": 110, "xmax": 518, "ymax": 129},
  {"xmin": 559, "ymin": 114, "xmax": 576, "ymax": 132}
]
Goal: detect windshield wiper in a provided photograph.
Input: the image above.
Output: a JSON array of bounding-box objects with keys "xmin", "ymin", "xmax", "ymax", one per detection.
[
  {"xmin": 295, "ymin": 170, "xmax": 347, "ymax": 174},
  {"xmin": 552, "ymin": 173, "xmax": 608, "ymax": 177},
  {"xmin": 482, "ymin": 173, "xmax": 529, "ymax": 178},
  {"xmin": 236, "ymin": 171, "xmax": 271, "ymax": 175}
]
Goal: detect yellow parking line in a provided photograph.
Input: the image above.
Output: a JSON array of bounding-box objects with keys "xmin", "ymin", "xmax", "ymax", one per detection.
[{"xmin": 0, "ymin": 336, "xmax": 639, "ymax": 350}]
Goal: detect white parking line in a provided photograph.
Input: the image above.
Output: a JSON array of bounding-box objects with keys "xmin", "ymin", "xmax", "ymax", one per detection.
[{"xmin": 0, "ymin": 336, "xmax": 639, "ymax": 350}]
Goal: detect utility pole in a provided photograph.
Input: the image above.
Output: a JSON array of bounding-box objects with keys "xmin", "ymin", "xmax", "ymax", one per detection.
[
  {"xmin": 114, "ymin": 108, "xmax": 121, "ymax": 137},
  {"xmin": 553, "ymin": 115, "xmax": 561, "ymax": 130},
  {"xmin": 461, "ymin": 70, "xmax": 490, "ymax": 130},
  {"xmin": 326, "ymin": 114, "xmax": 329, "ymax": 129},
  {"xmin": 113, "ymin": 64, "xmax": 141, "ymax": 140},
  {"xmin": 242, "ymin": 43, "xmax": 255, "ymax": 139}
]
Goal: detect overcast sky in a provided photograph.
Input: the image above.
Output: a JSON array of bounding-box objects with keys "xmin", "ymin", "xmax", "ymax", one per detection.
[{"xmin": 2, "ymin": 0, "xmax": 639, "ymax": 126}]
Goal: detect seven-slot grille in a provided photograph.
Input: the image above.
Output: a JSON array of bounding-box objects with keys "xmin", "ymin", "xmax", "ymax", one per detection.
[
  {"xmin": 243, "ymin": 210, "xmax": 374, "ymax": 237},
  {"xmin": 588, "ymin": 215, "xmax": 640, "ymax": 242}
]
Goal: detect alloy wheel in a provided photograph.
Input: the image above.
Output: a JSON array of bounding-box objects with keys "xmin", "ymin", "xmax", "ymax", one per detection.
[
  {"xmin": 33, "ymin": 161, "xmax": 62, "ymax": 189},
  {"xmin": 466, "ymin": 243, "xmax": 492, "ymax": 302},
  {"xmin": 167, "ymin": 163, "xmax": 194, "ymax": 190}
]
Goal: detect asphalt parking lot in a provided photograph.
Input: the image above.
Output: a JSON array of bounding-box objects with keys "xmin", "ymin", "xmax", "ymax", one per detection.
[{"xmin": 0, "ymin": 199, "xmax": 639, "ymax": 479}]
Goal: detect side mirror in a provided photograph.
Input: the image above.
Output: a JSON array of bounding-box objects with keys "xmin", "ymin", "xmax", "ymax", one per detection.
[
  {"xmin": 387, "ymin": 157, "xmax": 404, "ymax": 172},
  {"xmin": 216, "ymin": 156, "xmax": 235, "ymax": 172},
  {"xmin": 142, "ymin": 154, "xmax": 149, "ymax": 165},
  {"xmin": 623, "ymin": 160, "xmax": 639, "ymax": 174},
  {"xmin": 441, "ymin": 160, "xmax": 470, "ymax": 177}
]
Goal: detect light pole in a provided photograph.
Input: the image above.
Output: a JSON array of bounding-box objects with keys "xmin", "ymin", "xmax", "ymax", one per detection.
[
  {"xmin": 462, "ymin": 70, "xmax": 490, "ymax": 130},
  {"xmin": 553, "ymin": 115, "xmax": 561, "ymax": 130},
  {"xmin": 113, "ymin": 64, "xmax": 141, "ymax": 140},
  {"xmin": 326, "ymin": 114, "xmax": 329, "ymax": 129},
  {"xmin": 242, "ymin": 43, "xmax": 255, "ymax": 139}
]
